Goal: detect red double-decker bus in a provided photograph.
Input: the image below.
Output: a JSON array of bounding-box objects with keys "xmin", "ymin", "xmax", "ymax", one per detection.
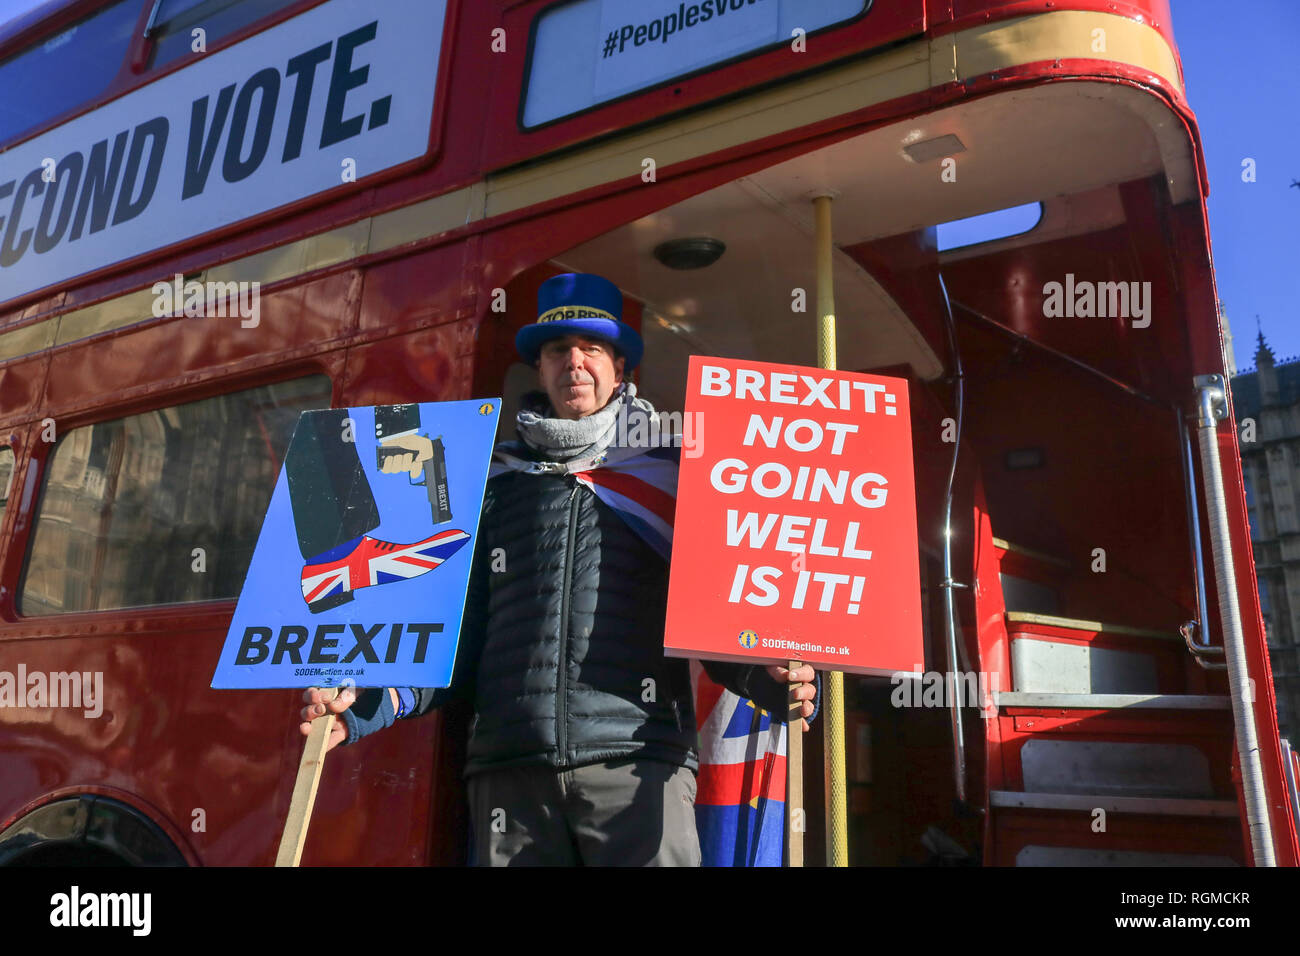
[{"xmin": 0, "ymin": 0, "xmax": 1294, "ymax": 867}]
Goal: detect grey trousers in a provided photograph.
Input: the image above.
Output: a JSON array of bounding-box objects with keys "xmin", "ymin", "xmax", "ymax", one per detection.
[{"xmin": 467, "ymin": 758, "xmax": 701, "ymax": 866}]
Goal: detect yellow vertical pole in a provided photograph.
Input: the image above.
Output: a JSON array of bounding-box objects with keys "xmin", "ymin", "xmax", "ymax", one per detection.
[{"xmin": 812, "ymin": 192, "xmax": 849, "ymax": 868}]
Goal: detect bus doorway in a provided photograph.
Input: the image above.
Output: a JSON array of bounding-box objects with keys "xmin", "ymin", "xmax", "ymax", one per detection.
[
  {"xmin": 473, "ymin": 148, "xmax": 966, "ymax": 865},
  {"xmin": 470, "ymin": 68, "xmax": 1280, "ymax": 865}
]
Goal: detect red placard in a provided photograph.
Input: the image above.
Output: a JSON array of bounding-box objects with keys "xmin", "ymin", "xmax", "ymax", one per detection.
[{"xmin": 665, "ymin": 356, "xmax": 923, "ymax": 676}]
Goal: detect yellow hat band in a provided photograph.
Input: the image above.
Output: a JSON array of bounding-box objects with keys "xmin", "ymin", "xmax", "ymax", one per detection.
[{"xmin": 536, "ymin": 305, "xmax": 619, "ymax": 325}]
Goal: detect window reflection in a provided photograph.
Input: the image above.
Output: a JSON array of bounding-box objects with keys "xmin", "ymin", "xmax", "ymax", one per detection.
[
  {"xmin": 150, "ymin": 0, "xmax": 304, "ymax": 68},
  {"xmin": 0, "ymin": 448, "xmax": 13, "ymax": 523},
  {"xmin": 0, "ymin": 0, "xmax": 137, "ymax": 146},
  {"xmin": 20, "ymin": 376, "xmax": 331, "ymax": 615}
]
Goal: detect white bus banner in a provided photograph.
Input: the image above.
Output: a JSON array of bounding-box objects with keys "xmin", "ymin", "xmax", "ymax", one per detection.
[
  {"xmin": 0, "ymin": 0, "xmax": 446, "ymax": 305},
  {"xmin": 522, "ymin": 0, "xmax": 868, "ymax": 127}
]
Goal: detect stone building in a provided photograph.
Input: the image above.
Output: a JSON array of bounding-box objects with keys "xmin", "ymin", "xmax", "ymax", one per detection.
[{"xmin": 1232, "ymin": 333, "xmax": 1300, "ymax": 746}]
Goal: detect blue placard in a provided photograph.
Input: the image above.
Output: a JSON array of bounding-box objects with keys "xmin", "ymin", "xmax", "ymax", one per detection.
[{"xmin": 211, "ymin": 399, "xmax": 500, "ymax": 690}]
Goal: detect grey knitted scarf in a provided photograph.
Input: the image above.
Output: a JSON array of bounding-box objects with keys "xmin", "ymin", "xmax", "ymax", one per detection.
[{"xmin": 504, "ymin": 382, "xmax": 660, "ymax": 474}]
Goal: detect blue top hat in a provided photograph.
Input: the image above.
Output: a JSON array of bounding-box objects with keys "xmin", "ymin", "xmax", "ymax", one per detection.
[{"xmin": 515, "ymin": 273, "xmax": 644, "ymax": 370}]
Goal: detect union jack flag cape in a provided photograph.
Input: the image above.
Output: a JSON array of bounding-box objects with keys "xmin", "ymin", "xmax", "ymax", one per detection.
[{"xmin": 491, "ymin": 441, "xmax": 786, "ymax": 866}]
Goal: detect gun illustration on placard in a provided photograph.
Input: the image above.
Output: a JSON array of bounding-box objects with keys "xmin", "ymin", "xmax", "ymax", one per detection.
[{"xmin": 375, "ymin": 404, "xmax": 453, "ymax": 525}]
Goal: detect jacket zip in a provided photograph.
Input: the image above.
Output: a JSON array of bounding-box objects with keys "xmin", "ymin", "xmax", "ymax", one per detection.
[
  {"xmin": 665, "ymin": 665, "xmax": 684, "ymax": 733},
  {"xmin": 557, "ymin": 479, "xmax": 580, "ymax": 764}
]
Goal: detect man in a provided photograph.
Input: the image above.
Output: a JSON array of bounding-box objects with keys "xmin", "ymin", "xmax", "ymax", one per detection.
[{"xmin": 300, "ymin": 273, "xmax": 817, "ymax": 865}]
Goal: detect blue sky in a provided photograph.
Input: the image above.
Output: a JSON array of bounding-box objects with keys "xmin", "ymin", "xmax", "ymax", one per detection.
[
  {"xmin": 1, "ymin": 0, "xmax": 1295, "ymax": 369},
  {"xmin": 0, "ymin": 0, "xmax": 41, "ymax": 31},
  {"xmin": 1172, "ymin": 0, "xmax": 1300, "ymax": 371}
]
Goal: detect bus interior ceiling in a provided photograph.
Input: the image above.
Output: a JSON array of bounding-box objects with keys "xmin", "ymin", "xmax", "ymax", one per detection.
[
  {"xmin": 518, "ymin": 76, "xmax": 1215, "ymax": 863},
  {"xmin": 549, "ymin": 75, "xmax": 1201, "ymax": 633},
  {"xmin": 551, "ymin": 79, "xmax": 1191, "ymax": 386}
]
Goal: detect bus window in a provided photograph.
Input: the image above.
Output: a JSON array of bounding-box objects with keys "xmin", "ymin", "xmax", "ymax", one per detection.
[
  {"xmin": 0, "ymin": 0, "xmax": 137, "ymax": 146},
  {"xmin": 18, "ymin": 375, "xmax": 332, "ymax": 615},
  {"xmin": 935, "ymin": 202, "xmax": 1043, "ymax": 252},
  {"xmin": 0, "ymin": 447, "xmax": 13, "ymax": 522},
  {"xmin": 522, "ymin": 0, "xmax": 870, "ymax": 128},
  {"xmin": 148, "ymin": 0, "xmax": 305, "ymax": 69}
]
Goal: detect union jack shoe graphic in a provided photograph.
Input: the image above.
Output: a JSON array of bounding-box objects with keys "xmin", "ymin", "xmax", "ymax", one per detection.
[{"xmin": 300, "ymin": 529, "xmax": 471, "ymax": 613}]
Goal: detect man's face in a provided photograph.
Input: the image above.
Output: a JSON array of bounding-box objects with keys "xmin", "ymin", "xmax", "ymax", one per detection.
[{"xmin": 536, "ymin": 334, "xmax": 626, "ymax": 420}]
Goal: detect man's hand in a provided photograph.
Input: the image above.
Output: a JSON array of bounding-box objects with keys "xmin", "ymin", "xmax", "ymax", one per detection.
[
  {"xmin": 766, "ymin": 663, "xmax": 816, "ymax": 732},
  {"xmin": 378, "ymin": 435, "xmax": 434, "ymax": 480},
  {"xmin": 299, "ymin": 686, "xmax": 357, "ymax": 753}
]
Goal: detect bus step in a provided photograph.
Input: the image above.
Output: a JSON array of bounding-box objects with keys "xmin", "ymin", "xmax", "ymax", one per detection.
[
  {"xmin": 993, "ymin": 692, "xmax": 1231, "ymax": 711},
  {"xmin": 1005, "ymin": 613, "xmax": 1186, "ymax": 695},
  {"xmin": 987, "ymin": 787, "xmax": 1245, "ymax": 864},
  {"xmin": 989, "ymin": 694, "xmax": 1236, "ymax": 802},
  {"xmin": 989, "ymin": 791, "xmax": 1238, "ymax": 817},
  {"xmin": 991, "ymin": 538, "xmax": 1071, "ymax": 573},
  {"xmin": 992, "ymin": 538, "xmax": 1070, "ymax": 615},
  {"xmin": 1013, "ymin": 846, "xmax": 1238, "ymax": 866}
]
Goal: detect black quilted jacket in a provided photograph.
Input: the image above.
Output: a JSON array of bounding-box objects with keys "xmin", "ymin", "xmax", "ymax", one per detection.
[{"xmin": 408, "ymin": 467, "xmax": 798, "ymax": 776}]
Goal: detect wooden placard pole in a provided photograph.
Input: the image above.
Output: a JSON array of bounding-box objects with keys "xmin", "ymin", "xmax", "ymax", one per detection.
[
  {"xmin": 786, "ymin": 657, "xmax": 805, "ymax": 867},
  {"xmin": 275, "ymin": 686, "xmax": 338, "ymax": 867}
]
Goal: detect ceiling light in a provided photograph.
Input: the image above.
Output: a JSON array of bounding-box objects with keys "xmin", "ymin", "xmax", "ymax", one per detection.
[
  {"xmin": 653, "ymin": 237, "xmax": 726, "ymax": 270},
  {"xmin": 902, "ymin": 134, "xmax": 966, "ymax": 164}
]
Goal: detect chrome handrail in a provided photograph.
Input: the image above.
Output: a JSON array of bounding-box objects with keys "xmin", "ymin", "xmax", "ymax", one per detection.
[
  {"xmin": 938, "ymin": 274, "xmax": 967, "ymax": 804},
  {"xmin": 1281, "ymin": 738, "xmax": 1300, "ymax": 834},
  {"xmin": 1180, "ymin": 621, "xmax": 1227, "ymax": 668},
  {"xmin": 1177, "ymin": 410, "xmax": 1224, "ymax": 669},
  {"xmin": 1193, "ymin": 374, "xmax": 1275, "ymax": 866}
]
